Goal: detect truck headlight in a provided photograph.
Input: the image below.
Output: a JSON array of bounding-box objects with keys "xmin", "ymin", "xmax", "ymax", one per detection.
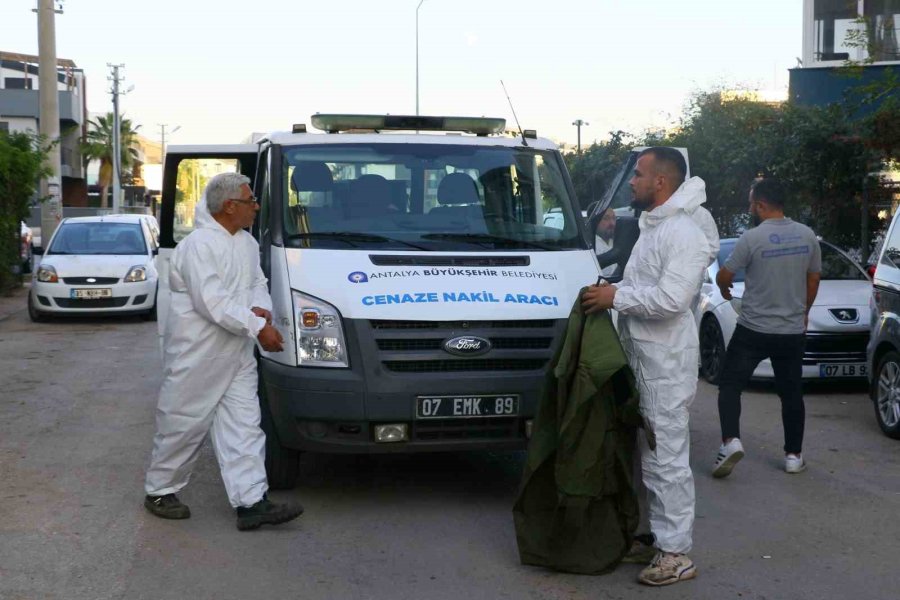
[
  {"xmin": 292, "ymin": 290, "xmax": 348, "ymax": 368},
  {"xmin": 124, "ymin": 265, "xmax": 147, "ymax": 282},
  {"xmin": 37, "ymin": 264, "xmax": 58, "ymax": 283}
]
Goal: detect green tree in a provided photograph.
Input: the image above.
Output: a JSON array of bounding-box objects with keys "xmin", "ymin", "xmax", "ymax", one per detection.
[
  {"xmin": 564, "ymin": 130, "xmax": 635, "ymax": 212},
  {"xmin": 80, "ymin": 113, "xmax": 141, "ymax": 208},
  {"xmin": 0, "ymin": 131, "xmax": 50, "ymax": 291},
  {"xmin": 840, "ymin": 14, "xmax": 900, "ymax": 159},
  {"xmin": 650, "ymin": 91, "xmax": 880, "ymax": 248}
]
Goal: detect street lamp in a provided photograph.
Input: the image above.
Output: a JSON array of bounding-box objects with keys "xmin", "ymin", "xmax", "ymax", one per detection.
[
  {"xmin": 416, "ymin": 0, "xmax": 427, "ymax": 116},
  {"xmin": 572, "ymin": 119, "xmax": 589, "ymax": 153}
]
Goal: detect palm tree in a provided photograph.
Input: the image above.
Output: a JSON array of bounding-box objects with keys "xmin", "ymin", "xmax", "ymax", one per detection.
[{"xmin": 80, "ymin": 113, "xmax": 141, "ymax": 208}]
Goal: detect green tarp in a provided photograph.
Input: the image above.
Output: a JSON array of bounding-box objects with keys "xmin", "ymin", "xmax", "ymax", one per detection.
[{"xmin": 513, "ymin": 296, "xmax": 644, "ymax": 575}]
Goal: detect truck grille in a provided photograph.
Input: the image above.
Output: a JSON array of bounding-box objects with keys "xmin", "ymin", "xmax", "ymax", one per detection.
[
  {"xmin": 376, "ymin": 337, "xmax": 553, "ymax": 351},
  {"xmin": 367, "ymin": 318, "xmax": 561, "ymax": 374},
  {"xmin": 370, "ymin": 319, "xmax": 555, "ymax": 330},
  {"xmin": 383, "ymin": 359, "xmax": 546, "ymax": 373},
  {"xmin": 803, "ymin": 332, "xmax": 869, "ymax": 365}
]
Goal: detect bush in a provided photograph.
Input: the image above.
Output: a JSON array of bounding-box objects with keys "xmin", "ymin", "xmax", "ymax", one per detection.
[{"xmin": 0, "ymin": 131, "xmax": 50, "ymax": 292}]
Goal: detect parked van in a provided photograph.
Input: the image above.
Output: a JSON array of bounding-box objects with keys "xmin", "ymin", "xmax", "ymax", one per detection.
[{"xmin": 157, "ymin": 115, "xmax": 604, "ymax": 486}]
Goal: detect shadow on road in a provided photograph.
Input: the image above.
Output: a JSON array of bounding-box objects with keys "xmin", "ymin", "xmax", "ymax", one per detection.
[{"xmin": 295, "ymin": 450, "xmax": 526, "ymax": 498}]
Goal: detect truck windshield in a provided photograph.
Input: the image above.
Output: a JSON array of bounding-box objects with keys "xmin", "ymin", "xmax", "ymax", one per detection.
[{"xmin": 281, "ymin": 143, "xmax": 584, "ymax": 251}]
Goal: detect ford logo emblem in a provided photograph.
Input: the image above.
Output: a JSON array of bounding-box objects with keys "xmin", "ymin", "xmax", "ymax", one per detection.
[{"xmin": 443, "ymin": 336, "xmax": 492, "ymax": 356}]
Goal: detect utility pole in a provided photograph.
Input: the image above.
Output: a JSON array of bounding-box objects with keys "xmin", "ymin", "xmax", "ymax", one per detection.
[
  {"xmin": 416, "ymin": 0, "xmax": 426, "ymax": 115},
  {"xmin": 35, "ymin": 0, "xmax": 64, "ymax": 245},
  {"xmin": 158, "ymin": 123, "xmax": 180, "ymax": 166},
  {"xmin": 572, "ymin": 119, "xmax": 589, "ymax": 153},
  {"xmin": 107, "ymin": 64, "xmax": 125, "ymax": 213}
]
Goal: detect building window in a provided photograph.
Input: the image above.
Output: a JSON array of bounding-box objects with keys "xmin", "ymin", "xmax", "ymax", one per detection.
[
  {"xmin": 865, "ymin": 0, "xmax": 900, "ymax": 61},
  {"xmin": 815, "ymin": 0, "xmax": 858, "ymax": 61},
  {"xmin": 3, "ymin": 77, "xmax": 34, "ymax": 89}
]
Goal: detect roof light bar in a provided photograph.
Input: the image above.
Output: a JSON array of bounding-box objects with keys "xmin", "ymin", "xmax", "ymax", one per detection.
[
  {"xmin": 310, "ymin": 114, "xmax": 506, "ymax": 136},
  {"xmin": 292, "ymin": 123, "xmax": 307, "ymax": 133}
]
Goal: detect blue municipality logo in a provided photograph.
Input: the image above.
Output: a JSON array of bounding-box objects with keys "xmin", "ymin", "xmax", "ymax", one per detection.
[{"xmin": 348, "ymin": 271, "xmax": 369, "ymax": 283}]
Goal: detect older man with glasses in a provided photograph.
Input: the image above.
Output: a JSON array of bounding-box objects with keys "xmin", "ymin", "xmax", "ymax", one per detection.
[{"xmin": 143, "ymin": 172, "xmax": 303, "ymax": 531}]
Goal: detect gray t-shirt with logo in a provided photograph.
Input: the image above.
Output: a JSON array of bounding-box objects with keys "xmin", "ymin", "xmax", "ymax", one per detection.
[{"xmin": 725, "ymin": 218, "xmax": 821, "ymax": 335}]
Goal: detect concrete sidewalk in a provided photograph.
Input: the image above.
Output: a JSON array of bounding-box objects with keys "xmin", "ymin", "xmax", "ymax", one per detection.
[{"xmin": 0, "ymin": 283, "xmax": 28, "ymax": 322}]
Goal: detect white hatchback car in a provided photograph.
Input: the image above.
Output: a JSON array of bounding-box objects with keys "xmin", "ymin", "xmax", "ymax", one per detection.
[
  {"xmin": 696, "ymin": 238, "xmax": 871, "ymax": 382},
  {"xmin": 29, "ymin": 214, "xmax": 159, "ymax": 321}
]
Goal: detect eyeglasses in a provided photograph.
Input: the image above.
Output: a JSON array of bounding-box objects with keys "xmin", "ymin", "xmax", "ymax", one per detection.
[{"xmin": 229, "ymin": 195, "xmax": 258, "ymax": 205}]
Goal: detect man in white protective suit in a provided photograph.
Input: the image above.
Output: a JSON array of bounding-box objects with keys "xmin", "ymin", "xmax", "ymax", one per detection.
[
  {"xmin": 143, "ymin": 172, "xmax": 304, "ymax": 531},
  {"xmin": 582, "ymin": 147, "xmax": 714, "ymax": 586}
]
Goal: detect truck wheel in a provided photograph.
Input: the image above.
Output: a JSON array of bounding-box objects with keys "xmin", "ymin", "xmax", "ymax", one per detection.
[{"xmin": 259, "ymin": 378, "xmax": 300, "ymax": 489}]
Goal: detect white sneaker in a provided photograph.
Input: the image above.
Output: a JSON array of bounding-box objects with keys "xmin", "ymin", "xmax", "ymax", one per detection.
[
  {"xmin": 638, "ymin": 552, "xmax": 697, "ymax": 586},
  {"xmin": 785, "ymin": 453, "xmax": 806, "ymax": 474},
  {"xmin": 712, "ymin": 438, "xmax": 745, "ymax": 478}
]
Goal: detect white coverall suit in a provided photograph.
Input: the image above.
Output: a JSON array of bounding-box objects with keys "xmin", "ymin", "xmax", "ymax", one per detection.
[
  {"xmin": 145, "ymin": 201, "xmax": 272, "ymax": 508},
  {"xmin": 614, "ymin": 177, "xmax": 717, "ymax": 554}
]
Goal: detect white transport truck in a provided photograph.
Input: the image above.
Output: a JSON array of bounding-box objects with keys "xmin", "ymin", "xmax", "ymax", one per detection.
[{"xmin": 157, "ymin": 114, "xmax": 605, "ymax": 487}]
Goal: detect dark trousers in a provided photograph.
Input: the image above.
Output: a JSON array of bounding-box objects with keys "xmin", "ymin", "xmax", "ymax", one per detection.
[{"xmin": 717, "ymin": 324, "xmax": 806, "ymax": 454}]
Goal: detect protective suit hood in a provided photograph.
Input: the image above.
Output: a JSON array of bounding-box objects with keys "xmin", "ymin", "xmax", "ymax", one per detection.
[
  {"xmin": 641, "ymin": 177, "xmax": 719, "ymax": 266},
  {"xmin": 194, "ymin": 195, "xmax": 227, "ymax": 234},
  {"xmin": 640, "ymin": 177, "xmax": 707, "ymax": 229}
]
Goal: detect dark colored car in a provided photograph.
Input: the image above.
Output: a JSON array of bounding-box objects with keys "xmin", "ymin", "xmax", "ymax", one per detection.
[{"xmin": 868, "ymin": 213, "xmax": 900, "ymax": 439}]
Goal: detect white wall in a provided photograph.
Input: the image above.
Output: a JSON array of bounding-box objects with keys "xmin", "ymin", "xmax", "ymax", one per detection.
[{"xmin": 1, "ymin": 117, "xmax": 38, "ymax": 133}]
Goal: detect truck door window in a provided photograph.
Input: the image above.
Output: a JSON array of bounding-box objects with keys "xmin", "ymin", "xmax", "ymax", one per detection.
[
  {"xmin": 608, "ymin": 153, "xmax": 639, "ymax": 213},
  {"xmin": 172, "ymin": 158, "xmax": 240, "ymax": 243}
]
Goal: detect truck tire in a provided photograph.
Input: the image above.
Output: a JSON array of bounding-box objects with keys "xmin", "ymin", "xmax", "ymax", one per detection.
[{"xmin": 259, "ymin": 377, "xmax": 300, "ymax": 489}]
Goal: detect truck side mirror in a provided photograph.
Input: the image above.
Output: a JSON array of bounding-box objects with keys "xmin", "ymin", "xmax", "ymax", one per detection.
[
  {"xmin": 33, "ymin": 246, "xmax": 44, "ymax": 256},
  {"xmin": 597, "ymin": 216, "xmax": 640, "ymax": 283}
]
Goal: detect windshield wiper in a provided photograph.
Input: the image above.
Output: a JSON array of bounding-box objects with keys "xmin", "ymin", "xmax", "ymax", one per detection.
[
  {"xmin": 421, "ymin": 233, "xmax": 558, "ymax": 251},
  {"xmin": 286, "ymin": 232, "xmax": 431, "ymax": 251}
]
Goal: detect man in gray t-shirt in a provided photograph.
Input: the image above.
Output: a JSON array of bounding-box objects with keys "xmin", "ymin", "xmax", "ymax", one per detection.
[
  {"xmin": 726, "ymin": 216, "xmax": 821, "ymax": 334},
  {"xmin": 710, "ymin": 178, "xmax": 821, "ymax": 479}
]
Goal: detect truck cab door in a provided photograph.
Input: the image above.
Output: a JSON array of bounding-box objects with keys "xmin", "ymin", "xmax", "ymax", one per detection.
[{"xmin": 156, "ymin": 146, "xmax": 259, "ymax": 345}]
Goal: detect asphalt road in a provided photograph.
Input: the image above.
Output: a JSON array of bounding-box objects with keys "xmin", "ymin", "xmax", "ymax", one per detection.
[{"xmin": 1, "ymin": 293, "xmax": 897, "ymax": 600}]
